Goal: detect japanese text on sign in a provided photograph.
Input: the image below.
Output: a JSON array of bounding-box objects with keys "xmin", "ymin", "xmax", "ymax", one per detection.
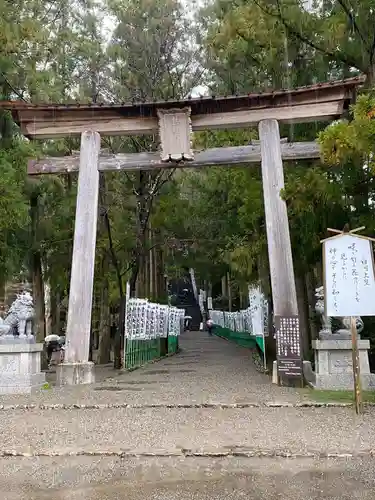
[
  {"xmin": 324, "ymin": 234, "xmax": 375, "ymax": 317},
  {"xmin": 276, "ymin": 316, "xmax": 301, "ymax": 358},
  {"xmin": 275, "ymin": 315, "xmax": 302, "ymax": 378}
]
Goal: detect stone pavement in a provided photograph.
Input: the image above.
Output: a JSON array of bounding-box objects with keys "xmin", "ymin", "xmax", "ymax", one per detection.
[{"xmin": 1, "ymin": 331, "xmax": 375, "ymax": 499}]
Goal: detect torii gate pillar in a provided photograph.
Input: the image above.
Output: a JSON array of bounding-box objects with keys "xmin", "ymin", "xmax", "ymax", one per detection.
[
  {"xmin": 259, "ymin": 119, "xmax": 300, "ymax": 385},
  {"xmin": 56, "ymin": 131, "xmax": 100, "ymax": 386},
  {"xmin": 259, "ymin": 120, "xmax": 298, "ymax": 316}
]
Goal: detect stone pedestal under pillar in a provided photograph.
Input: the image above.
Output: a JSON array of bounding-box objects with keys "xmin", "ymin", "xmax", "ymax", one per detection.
[
  {"xmin": 0, "ymin": 342, "xmax": 46, "ymax": 394},
  {"xmin": 313, "ymin": 338, "xmax": 375, "ymax": 390},
  {"xmin": 56, "ymin": 361, "xmax": 95, "ymax": 386}
]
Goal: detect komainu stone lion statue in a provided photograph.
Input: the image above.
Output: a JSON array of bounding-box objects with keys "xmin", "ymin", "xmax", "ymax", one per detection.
[{"xmin": 0, "ymin": 291, "xmax": 34, "ymax": 338}]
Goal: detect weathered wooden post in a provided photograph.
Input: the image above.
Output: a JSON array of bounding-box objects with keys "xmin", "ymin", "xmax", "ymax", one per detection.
[
  {"xmin": 57, "ymin": 130, "xmax": 100, "ymax": 385},
  {"xmin": 259, "ymin": 119, "xmax": 301, "ymax": 385}
]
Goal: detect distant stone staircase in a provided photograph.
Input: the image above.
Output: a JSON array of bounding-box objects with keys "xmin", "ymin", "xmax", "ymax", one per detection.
[{"xmin": 169, "ymin": 275, "xmax": 202, "ymax": 330}]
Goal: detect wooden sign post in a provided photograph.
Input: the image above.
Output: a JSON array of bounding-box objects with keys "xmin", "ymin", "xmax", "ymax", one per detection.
[
  {"xmin": 322, "ymin": 227, "xmax": 375, "ymax": 414},
  {"xmin": 350, "ymin": 316, "xmax": 361, "ymax": 413}
]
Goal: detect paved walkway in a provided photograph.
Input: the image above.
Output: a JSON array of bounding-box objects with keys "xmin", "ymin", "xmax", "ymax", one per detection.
[{"xmin": 1, "ymin": 331, "xmax": 375, "ymax": 499}]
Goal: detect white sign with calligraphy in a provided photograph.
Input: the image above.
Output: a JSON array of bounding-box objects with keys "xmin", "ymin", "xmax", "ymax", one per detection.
[
  {"xmin": 157, "ymin": 107, "xmax": 194, "ymax": 162},
  {"xmin": 324, "ymin": 234, "xmax": 375, "ymax": 317}
]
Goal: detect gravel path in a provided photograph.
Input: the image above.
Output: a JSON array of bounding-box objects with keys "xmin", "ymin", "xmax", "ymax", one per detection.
[
  {"xmin": 1, "ymin": 331, "xmax": 374, "ymax": 499},
  {"xmin": 0, "ymin": 406, "xmax": 374, "ymax": 456},
  {"xmin": 0, "ymin": 331, "xmax": 300, "ymax": 407},
  {"xmin": 1, "ymin": 455, "xmax": 375, "ymax": 499}
]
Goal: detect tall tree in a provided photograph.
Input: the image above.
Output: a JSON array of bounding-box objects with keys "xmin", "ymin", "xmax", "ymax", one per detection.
[{"xmin": 248, "ymin": 0, "xmax": 373, "ymax": 82}]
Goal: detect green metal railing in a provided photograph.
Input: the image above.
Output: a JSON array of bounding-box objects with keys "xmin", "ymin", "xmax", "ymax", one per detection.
[
  {"xmin": 168, "ymin": 335, "xmax": 179, "ymax": 354},
  {"xmin": 213, "ymin": 325, "xmax": 267, "ymax": 373},
  {"xmin": 124, "ymin": 336, "xmax": 180, "ymax": 370},
  {"xmin": 124, "ymin": 339, "xmax": 161, "ymax": 370},
  {"xmin": 213, "ymin": 326, "xmax": 257, "ymax": 349}
]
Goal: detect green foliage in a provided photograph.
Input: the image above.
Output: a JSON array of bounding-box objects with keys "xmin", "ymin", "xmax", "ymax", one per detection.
[
  {"xmin": 319, "ymin": 94, "xmax": 375, "ymax": 169},
  {"xmin": 238, "ymin": 0, "xmax": 374, "ymax": 80},
  {"xmin": 107, "ymin": 0, "xmax": 200, "ymax": 100},
  {"xmin": 200, "ymin": 0, "xmax": 339, "ymax": 94},
  {"xmin": 193, "ymin": 0, "xmax": 375, "ymax": 302},
  {"xmin": 317, "ymin": 92, "xmax": 375, "ymax": 247},
  {"xmin": 0, "ymin": 139, "xmax": 35, "ymax": 282},
  {"xmin": 1, "ymin": 0, "xmax": 375, "ymax": 331},
  {"xmin": 282, "ymin": 166, "xmax": 348, "ymax": 267}
]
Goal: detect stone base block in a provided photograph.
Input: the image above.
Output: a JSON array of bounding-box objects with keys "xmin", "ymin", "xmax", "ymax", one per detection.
[
  {"xmin": 0, "ymin": 343, "xmax": 46, "ymax": 394},
  {"xmin": 315, "ymin": 373, "xmax": 375, "ymax": 390},
  {"xmin": 56, "ymin": 362, "xmax": 95, "ymax": 386},
  {"xmin": 0, "ymin": 335, "xmax": 35, "ymax": 344},
  {"xmin": 313, "ymin": 338, "xmax": 375, "ymax": 391}
]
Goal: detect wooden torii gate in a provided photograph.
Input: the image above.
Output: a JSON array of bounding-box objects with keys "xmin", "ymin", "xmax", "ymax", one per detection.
[{"xmin": 2, "ymin": 76, "xmax": 363, "ymax": 385}]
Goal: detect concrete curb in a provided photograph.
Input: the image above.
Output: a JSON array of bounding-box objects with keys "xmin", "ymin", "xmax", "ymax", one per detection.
[
  {"xmin": 0, "ymin": 401, "xmax": 372, "ymax": 411},
  {"xmin": 0, "ymin": 448, "xmax": 374, "ymax": 459}
]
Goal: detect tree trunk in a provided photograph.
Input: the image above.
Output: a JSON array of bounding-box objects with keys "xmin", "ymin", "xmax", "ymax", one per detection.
[
  {"xmin": 129, "ymin": 263, "xmax": 139, "ymax": 297},
  {"xmin": 93, "ymin": 287, "xmax": 100, "ymax": 351},
  {"xmin": 42, "ymin": 261, "xmax": 52, "ymax": 337},
  {"xmin": 365, "ymin": 64, "xmax": 375, "ymax": 89},
  {"xmin": 221, "ymin": 276, "xmax": 227, "ymax": 297},
  {"xmin": 295, "ymin": 269, "xmax": 310, "ymax": 360},
  {"xmin": 153, "ymin": 240, "xmax": 158, "ymax": 299},
  {"xmin": 51, "ymin": 290, "xmax": 62, "ymax": 335},
  {"xmin": 305, "ymin": 271, "xmax": 318, "ymax": 342},
  {"xmin": 227, "ymin": 272, "xmax": 232, "ymax": 312},
  {"xmin": 97, "ymin": 173, "xmax": 124, "ymax": 369},
  {"xmin": 143, "ymin": 246, "xmax": 149, "ymax": 298},
  {"xmin": 30, "ymin": 193, "xmax": 45, "ymax": 343},
  {"xmin": 0, "ymin": 282, "xmax": 6, "ymax": 317},
  {"xmin": 114, "ymin": 296, "xmax": 126, "ymax": 370},
  {"xmin": 129, "ymin": 171, "xmax": 149, "ymax": 298},
  {"xmin": 153, "ymin": 229, "xmax": 163, "ymax": 301},
  {"xmin": 239, "ymin": 288, "xmax": 243, "ymax": 309},
  {"xmin": 315, "ymin": 262, "xmax": 323, "ymax": 286},
  {"xmin": 97, "ymin": 259, "xmax": 111, "ymax": 364},
  {"xmin": 149, "ymin": 227, "xmax": 155, "ymax": 300},
  {"xmin": 32, "ymin": 256, "xmax": 45, "ymax": 342},
  {"xmin": 156, "ymin": 246, "xmax": 165, "ymax": 301}
]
